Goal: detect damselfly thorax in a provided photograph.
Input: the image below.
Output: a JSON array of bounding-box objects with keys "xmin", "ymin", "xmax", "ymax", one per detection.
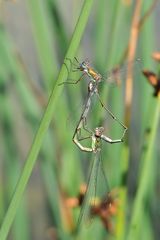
[{"xmin": 84, "ymin": 66, "xmax": 102, "ymax": 82}]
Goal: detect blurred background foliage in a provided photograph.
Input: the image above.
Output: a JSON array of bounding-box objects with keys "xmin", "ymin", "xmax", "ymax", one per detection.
[{"xmin": 0, "ymin": 0, "xmax": 160, "ymax": 240}]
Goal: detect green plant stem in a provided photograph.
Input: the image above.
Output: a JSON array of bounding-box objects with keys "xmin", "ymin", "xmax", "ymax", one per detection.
[
  {"xmin": 127, "ymin": 97, "xmax": 160, "ymax": 240},
  {"xmin": 0, "ymin": 1, "xmax": 94, "ymax": 239}
]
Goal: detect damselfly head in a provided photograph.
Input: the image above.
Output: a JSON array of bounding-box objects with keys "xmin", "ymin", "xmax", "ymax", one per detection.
[
  {"xmin": 78, "ymin": 59, "xmax": 90, "ymax": 71},
  {"xmin": 95, "ymin": 127, "xmax": 105, "ymax": 137}
]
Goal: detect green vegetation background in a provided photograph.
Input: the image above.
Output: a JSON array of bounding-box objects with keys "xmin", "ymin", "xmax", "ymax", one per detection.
[{"xmin": 0, "ymin": 0, "xmax": 159, "ymax": 240}]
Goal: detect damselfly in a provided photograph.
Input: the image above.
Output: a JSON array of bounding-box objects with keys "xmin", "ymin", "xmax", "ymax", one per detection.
[
  {"xmin": 72, "ymin": 80, "xmax": 127, "ymax": 152},
  {"xmin": 60, "ymin": 57, "xmax": 141, "ymax": 86},
  {"xmin": 59, "ymin": 57, "xmax": 129, "ymax": 147},
  {"xmin": 74, "ymin": 126, "xmax": 121, "ymax": 232}
]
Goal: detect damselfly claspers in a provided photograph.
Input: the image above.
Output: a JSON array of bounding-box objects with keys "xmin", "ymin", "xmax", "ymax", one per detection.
[{"xmin": 72, "ymin": 80, "xmax": 127, "ymax": 151}]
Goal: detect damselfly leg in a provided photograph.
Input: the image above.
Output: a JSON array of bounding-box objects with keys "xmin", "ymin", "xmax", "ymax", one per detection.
[
  {"xmin": 59, "ymin": 57, "xmax": 87, "ymax": 85},
  {"xmin": 72, "ymin": 80, "xmax": 127, "ymax": 152},
  {"xmin": 60, "ymin": 58, "xmax": 128, "ymax": 141},
  {"xmin": 95, "ymin": 92, "xmax": 128, "ymax": 141}
]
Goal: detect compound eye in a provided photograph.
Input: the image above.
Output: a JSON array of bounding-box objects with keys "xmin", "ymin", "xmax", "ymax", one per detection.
[{"xmin": 81, "ymin": 62, "xmax": 86, "ymax": 68}]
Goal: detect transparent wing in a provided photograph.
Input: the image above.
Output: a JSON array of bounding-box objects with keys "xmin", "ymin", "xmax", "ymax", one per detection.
[
  {"xmin": 75, "ymin": 152, "xmax": 99, "ymax": 232},
  {"xmin": 95, "ymin": 152, "xmax": 110, "ymax": 199},
  {"xmin": 102, "ymin": 58, "xmax": 142, "ymax": 85},
  {"xmin": 75, "ymin": 151, "xmax": 110, "ymax": 233}
]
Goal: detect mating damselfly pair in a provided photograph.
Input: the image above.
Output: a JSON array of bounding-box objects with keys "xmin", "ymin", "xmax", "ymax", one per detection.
[{"xmin": 60, "ymin": 57, "xmax": 140, "ymax": 233}]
